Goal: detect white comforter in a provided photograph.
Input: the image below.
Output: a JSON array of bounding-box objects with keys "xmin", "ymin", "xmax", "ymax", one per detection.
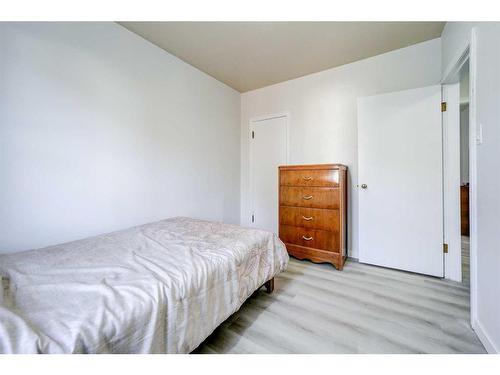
[{"xmin": 0, "ymin": 217, "xmax": 288, "ymax": 353}]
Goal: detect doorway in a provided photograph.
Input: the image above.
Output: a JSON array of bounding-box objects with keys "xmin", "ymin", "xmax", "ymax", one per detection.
[
  {"xmin": 441, "ymin": 28, "xmax": 478, "ymax": 329},
  {"xmin": 442, "ymin": 55, "xmax": 473, "ymax": 286},
  {"xmin": 249, "ymin": 114, "xmax": 288, "ymax": 234},
  {"xmin": 459, "ymin": 61, "xmax": 471, "ymax": 285}
]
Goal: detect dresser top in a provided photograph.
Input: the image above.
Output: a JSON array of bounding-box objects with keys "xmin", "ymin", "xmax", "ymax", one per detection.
[{"xmin": 279, "ymin": 164, "xmax": 347, "ymax": 171}]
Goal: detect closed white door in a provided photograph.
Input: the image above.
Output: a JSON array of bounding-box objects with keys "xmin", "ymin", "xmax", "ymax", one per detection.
[
  {"xmin": 250, "ymin": 116, "xmax": 287, "ymax": 233},
  {"xmin": 358, "ymin": 85, "xmax": 444, "ymax": 277}
]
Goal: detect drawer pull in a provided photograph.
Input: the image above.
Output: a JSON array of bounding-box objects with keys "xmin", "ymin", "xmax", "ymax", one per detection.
[
  {"xmin": 302, "ymin": 236, "xmax": 313, "ymax": 241},
  {"xmin": 302, "ymin": 216, "xmax": 314, "ymax": 221},
  {"xmin": 302, "ymin": 176, "xmax": 313, "ymax": 181},
  {"xmin": 302, "ymin": 195, "xmax": 313, "ymax": 200}
]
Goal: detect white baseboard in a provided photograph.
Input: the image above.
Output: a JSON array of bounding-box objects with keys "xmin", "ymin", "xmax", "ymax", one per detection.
[{"xmin": 473, "ymin": 318, "xmax": 499, "ymax": 354}]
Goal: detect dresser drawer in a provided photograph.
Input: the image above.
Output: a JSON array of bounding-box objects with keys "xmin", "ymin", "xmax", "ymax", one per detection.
[
  {"xmin": 280, "ymin": 169, "xmax": 339, "ymax": 187},
  {"xmin": 280, "ymin": 186, "xmax": 339, "ymax": 209},
  {"xmin": 280, "ymin": 206, "xmax": 339, "ymax": 231},
  {"xmin": 280, "ymin": 225, "xmax": 339, "ymax": 252}
]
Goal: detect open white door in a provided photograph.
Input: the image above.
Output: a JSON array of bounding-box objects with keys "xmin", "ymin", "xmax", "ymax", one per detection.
[
  {"xmin": 250, "ymin": 116, "xmax": 287, "ymax": 233},
  {"xmin": 358, "ymin": 85, "xmax": 444, "ymax": 277}
]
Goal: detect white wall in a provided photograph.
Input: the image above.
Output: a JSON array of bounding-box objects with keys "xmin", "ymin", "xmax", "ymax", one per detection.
[
  {"xmin": 459, "ymin": 63, "xmax": 470, "ymax": 184},
  {"xmin": 0, "ymin": 22, "xmax": 241, "ymax": 254},
  {"xmin": 460, "ymin": 104, "xmax": 469, "ymax": 184},
  {"xmin": 441, "ymin": 22, "xmax": 500, "ymax": 354},
  {"xmin": 241, "ymin": 39, "xmax": 442, "ymax": 259},
  {"xmin": 460, "ymin": 62, "xmax": 470, "ymax": 104}
]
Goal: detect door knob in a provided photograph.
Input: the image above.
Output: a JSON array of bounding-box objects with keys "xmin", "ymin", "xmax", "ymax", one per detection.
[{"xmin": 361, "ymin": 184, "xmax": 368, "ymax": 189}]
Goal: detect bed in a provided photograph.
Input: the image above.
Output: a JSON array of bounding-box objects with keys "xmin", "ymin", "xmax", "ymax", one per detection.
[{"xmin": 0, "ymin": 217, "xmax": 289, "ymax": 354}]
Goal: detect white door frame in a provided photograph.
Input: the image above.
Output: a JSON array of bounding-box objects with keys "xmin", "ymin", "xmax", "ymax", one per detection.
[
  {"xmin": 441, "ymin": 28, "xmax": 478, "ymax": 325},
  {"xmin": 248, "ymin": 112, "xmax": 290, "ymax": 228}
]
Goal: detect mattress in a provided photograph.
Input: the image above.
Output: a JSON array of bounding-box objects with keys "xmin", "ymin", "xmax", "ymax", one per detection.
[{"xmin": 0, "ymin": 217, "xmax": 289, "ymax": 353}]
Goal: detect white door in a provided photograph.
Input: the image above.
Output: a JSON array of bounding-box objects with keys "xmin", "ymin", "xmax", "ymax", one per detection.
[
  {"xmin": 358, "ymin": 85, "xmax": 444, "ymax": 277},
  {"xmin": 250, "ymin": 116, "xmax": 287, "ymax": 233}
]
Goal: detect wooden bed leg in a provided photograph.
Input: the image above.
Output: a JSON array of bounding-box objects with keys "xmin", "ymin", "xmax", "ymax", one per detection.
[{"xmin": 264, "ymin": 278, "xmax": 274, "ymax": 294}]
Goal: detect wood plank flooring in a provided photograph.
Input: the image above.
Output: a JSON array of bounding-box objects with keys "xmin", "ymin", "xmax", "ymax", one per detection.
[{"xmin": 195, "ymin": 245, "xmax": 484, "ymax": 354}]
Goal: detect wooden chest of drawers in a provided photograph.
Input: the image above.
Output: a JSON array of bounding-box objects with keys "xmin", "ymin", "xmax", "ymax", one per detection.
[
  {"xmin": 278, "ymin": 164, "xmax": 347, "ymax": 270},
  {"xmin": 460, "ymin": 184, "xmax": 470, "ymax": 236}
]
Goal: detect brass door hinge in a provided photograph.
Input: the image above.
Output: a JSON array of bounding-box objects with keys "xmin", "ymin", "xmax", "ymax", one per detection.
[
  {"xmin": 443, "ymin": 243, "xmax": 449, "ymax": 253},
  {"xmin": 441, "ymin": 102, "xmax": 447, "ymax": 112}
]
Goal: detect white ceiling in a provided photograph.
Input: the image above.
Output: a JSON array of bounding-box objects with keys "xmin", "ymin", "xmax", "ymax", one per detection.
[{"xmin": 119, "ymin": 22, "xmax": 445, "ymax": 93}]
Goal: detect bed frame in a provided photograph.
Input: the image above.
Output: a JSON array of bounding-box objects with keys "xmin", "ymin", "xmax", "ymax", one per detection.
[{"xmin": 264, "ymin": 278, "xmax": 274, "ymax": 293}]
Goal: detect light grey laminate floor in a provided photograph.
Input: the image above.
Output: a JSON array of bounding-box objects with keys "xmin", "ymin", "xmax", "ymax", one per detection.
[
  {"xmin": 195, "ymin": 239, "xmax": 484, "ymax": 354},
  {"xmin": 462, "ymin": 236, "xmax": 470, "ymax": 286}
]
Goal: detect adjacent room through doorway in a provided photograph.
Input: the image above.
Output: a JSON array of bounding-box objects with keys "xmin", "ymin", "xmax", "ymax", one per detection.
[{"xmin": 459, "ymin": 61, "xmax": 470, "ymax": 286}]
